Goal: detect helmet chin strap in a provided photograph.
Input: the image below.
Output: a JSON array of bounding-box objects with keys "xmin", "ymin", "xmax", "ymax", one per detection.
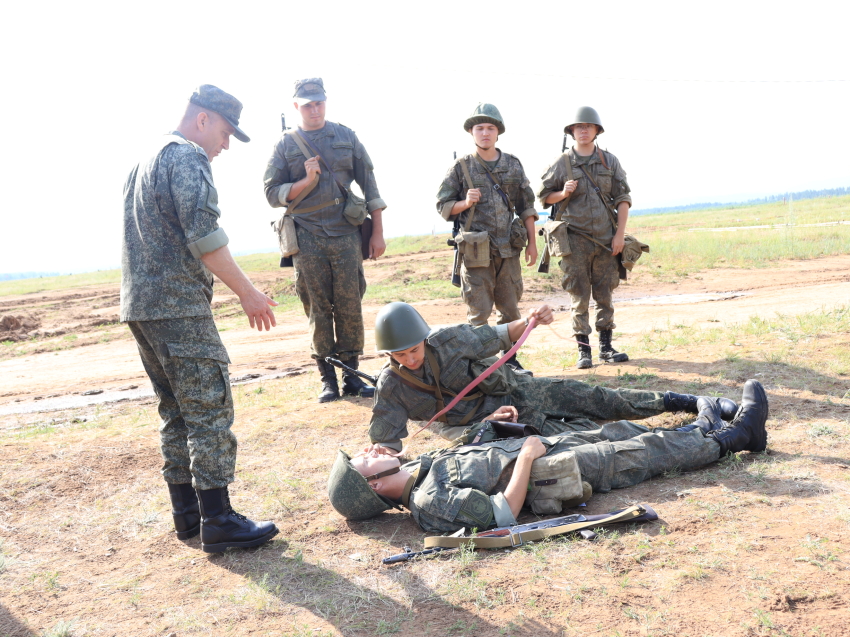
[{"xmin": 363, "ymin": 467, "xmax": 400, "ymax": 482}]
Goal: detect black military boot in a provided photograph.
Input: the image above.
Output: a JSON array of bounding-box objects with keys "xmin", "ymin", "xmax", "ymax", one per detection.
[
  {"xmin": 576, "ymin": 335, "xmax": 593, "ymax": 370},
  {"xmin": 664, "ymin": 392, "xmax": 738, "ymax": 421},
  {"xmin": 709, "ymin": 380, "xmax": 769, "ymax": 455},
  {"xmin": 316, "ymin": 359, "xmax": 341, "ymax": 403},
  {"xmin": 598, "ymin": 329, "xmax": 629, "ymax": 363},
  {"xmin": 196, "ymin": 487, "xmax": 279, "ymax": 553},
  {"xmin": 167, "ymin": 482, "xmax": 200, "ymax": 540},
  {"xmin": 675, "ymin": 397, "xmax": 725, "ymax": 434},
  {"xmin": 340, "ymin": 357, "xmax": 375, "ymax": 399},
  {"xmin": 504, "ymin": 352, "xmax": 533, "ymax": 377}
]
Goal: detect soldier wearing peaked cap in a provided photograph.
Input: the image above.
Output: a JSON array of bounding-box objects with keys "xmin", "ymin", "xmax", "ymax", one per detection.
[
  {"xmin": 121, "ymin": 84, "xmax": 279, "ymax": 553},
  {"xmin": 538, "ymin": 106, "xmax": 632, "ymax": 370},
  {"xmin": 264, "ymin": 78, "xmax": 387, "ymax": 404},
  {"xmin": 437, "ymin": 104, "xmax": 539, "ymax": 375}
]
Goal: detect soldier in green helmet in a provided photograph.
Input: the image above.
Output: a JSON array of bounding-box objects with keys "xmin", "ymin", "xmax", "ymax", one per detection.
[
  {"xmin": 436, "ymin": 104, "xmax": 539, "ymax": 375},
  {"xmin": 367, "ymin": 302, "xmax": 742, "ymax": 453},
  {"xmin": 538, "ymin": 106, "xmax": 632, "ymax": 369},
  {"xmin": 330, "ymin": 379, "xmax": 769, "ymax": 533}
]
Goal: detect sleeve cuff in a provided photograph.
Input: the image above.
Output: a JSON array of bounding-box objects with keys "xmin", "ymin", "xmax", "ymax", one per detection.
[
  {"xmin": 368, "ymin": 197, "xmax": 387, "ymax": 212},
  {"xmin": 490, "ymin": 493, "xmax": 517, "ymax": 527},
  {"xmin": 613, "ymin": 194, "xmax": 632, "ymax": 208},
  {"xmin": 519, "ymin": 207, "xmax": 539, "ymax": 222},
  {"xmin": 494, "ymin": 323, "xmax": 513, "ymax": 350},
  {"xmin": 277, "ymin": 183, "xmax": 295, "ymax": 206},
  {"xmin": 379, "ymin": 439, "xmax": 403, "ymax": 452},
  {"xmin": 188, "ymin": 227, "xmax": 229, "ymax": 259},
  {"xmin": 439, "ymin": 201, "xmax": 456, "ymax": 221}
]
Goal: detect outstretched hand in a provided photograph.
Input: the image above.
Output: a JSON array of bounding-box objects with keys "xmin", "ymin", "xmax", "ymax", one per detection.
[
  {"xmin": 484, "ymin": 405, "xmax": 518, "ymax": 423},
  {"xmin": 240, "ymin": 287, "xmax": 278, "ymax": 331},
  {"xmin": 526, "ymin": 304, "xmax": 554, "ymax": 326}
]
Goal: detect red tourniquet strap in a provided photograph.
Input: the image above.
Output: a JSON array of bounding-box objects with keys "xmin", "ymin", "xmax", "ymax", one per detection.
[{"xmin": 393, "ymin": 317, "xmax": 538, "ymax": 456}]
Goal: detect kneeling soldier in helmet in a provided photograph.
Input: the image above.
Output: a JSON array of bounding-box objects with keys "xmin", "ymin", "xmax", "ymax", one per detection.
[
  {"xmin": 437, "ymin": 103, "xmax": 539, "ymax": 375},
  {"xmin": 368, "ymin": 302, "xmax": 741, "ymax": 453},
  {"xmin": 538, "ymin": 106, "xmax": 631, "ymax": 369},
  {"xmin": 330, "ymin": 380, "xmax": 769, "ymax": 533}
]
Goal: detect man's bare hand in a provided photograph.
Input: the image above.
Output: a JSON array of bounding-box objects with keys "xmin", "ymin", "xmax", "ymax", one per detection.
[
  {"xmin": 304, "ymin": 156, "xmax": 322, "ymax": 181},
  {"xmin": 562, "ymin": 180, "xmax": 577, "ymax": 196},
  {"xmin": 524, "ymin": 243, "xmax": 538, "ymax": 267},
  {"xmin": 465, "ymin": 188, "xmax": 481, "ymax": 208},
  {"xmin": 369, "ymin": 233, "xmax": 386, "ymax": 259},
  {"xmin": 484, "ymin": 405, "xmax": 518, "ymax": 423},
  {"xmin": 526, "ymin": 304, "xmax": 554, "ymax": 326},
  {"xmin": 240, "ymin": 287, "xmax": 278, "ymax": 331},
  {"xmin": 611, "ymin": 233, "xmax": 625, "ymax": 256},
  {"xmin": 519, "ymin": 436, "xmax": 546, "ymax": 461},
  {"xmin": 358, "ymin": 443, "xmax": 395, "ymax": 457}
]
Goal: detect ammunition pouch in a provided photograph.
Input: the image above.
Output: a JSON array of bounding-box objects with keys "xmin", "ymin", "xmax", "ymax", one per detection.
[
  {"xmin": 509, "ymin": 217, "xmax": 528, "ymax": 250},
  {"xmin": 541, "ymin": 218, "xmax": 572, "ymax": 257},
  {"xmin": 343, "ymin": 191, "xmax": 368, "ymax": 226},
  {"xmin": 273, "ymin": 214, "xmax": 299, "ymax": 258},
  {"xmin": 457, "ymin": 229, "xmax": 491, "ymax": 268},
  {"xmin": 524, "ymin": 451, "xmax": 592, "ymax": 515}
]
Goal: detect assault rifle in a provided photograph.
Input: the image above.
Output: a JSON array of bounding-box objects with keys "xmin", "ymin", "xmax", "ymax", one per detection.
[
  {"xmin": 447, "ymin": 151, "xmax": 462, "ymax": 287},
  {"xmin": 383, "ymin": 504, "xmax": 657, "ymax": 564},
  {"xmin": 535, "ymin": 134, "xmax": 571, "ymax": 275},
  {"xmin": 325, "ymin": 357, "xmax": 378, "ymax": 386}
]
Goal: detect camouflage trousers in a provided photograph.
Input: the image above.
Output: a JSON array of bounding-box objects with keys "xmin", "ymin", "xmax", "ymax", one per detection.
[
  {"xmin": 546, "ymin": 421, "xmax": 721, "ymax": 493},
  {"xmin": 293, "ymin": 225, "xmax": 366, "ymax": 361},
  {"xmin": 558, "ymin": 232, "xmax": 620, "ymax": 336},
  {"xmin": 461, "ymin": 253, "xmax": 523, "ymax": 326},
  {"xmin": 511, "ymin": 374, "xmax": 665, "ymax": 435},
  {"xmin": 127, "ymin": 317, "xmax": 237, "ymax": 490}
]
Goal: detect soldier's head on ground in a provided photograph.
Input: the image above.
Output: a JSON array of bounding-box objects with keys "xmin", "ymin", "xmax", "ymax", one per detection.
[
  {"xmin": 464, "ymin": 103, "xmax": 505, "ymax": 151},
  {"xmin": 327, "ymin": 450, "xmax": 407, "ymax": 520},
  {"xmin": 565, "ymin": 105, "xmax": 604, "ymax": 143},
  {"xmin": 293, "ymin": 77, "xmax": 327, "ymax": 131},
  {"xmin": 178, "ymin": 84, "xmax": 250, "ymax": 160},
  {"xmin": 375, "ymin": 302, "xmax": 431, "ymax": 370}
]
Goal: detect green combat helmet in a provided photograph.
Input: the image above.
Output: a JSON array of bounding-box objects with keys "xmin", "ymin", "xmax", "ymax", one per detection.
[
  {"xmin": 327, "ymin": 450, "xmax": 402, "ymax": 520},
  {"xmin": 564, "ymin": 106, "xmax": 604, "ymax": 137},
  {"xmin": 463, "ymin": 103, "xmax": 506, "ymax": 135},
  {"xmin": 375, "ymin": 302, "xmax": 431, "ymax": 353}
]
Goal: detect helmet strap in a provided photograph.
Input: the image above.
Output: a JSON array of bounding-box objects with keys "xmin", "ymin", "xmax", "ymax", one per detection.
[{"xmin": 363, "ymin": 467, "xmax": 401, "ymax": 482}]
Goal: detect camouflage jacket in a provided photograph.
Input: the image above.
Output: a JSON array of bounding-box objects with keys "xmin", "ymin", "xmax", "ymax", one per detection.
[
  {"xmin": 404, "ymin": 435, "xmax": 577, "ymax": 533},
  {"xmin": 537, "ymin": 147, "xmax": 632, "ymax": 242},
  {"xmin": 369, "ymin": 323, "xmax": 516, "ymax": 450},
  {"xmin": 263, "ymin": 122, "xmax": 386, "ymax": 237},
  {"xmin": 437, "ymin": 151, "xmax": 538, "ymax": 258},
  {"xmin": 120, "ymin": 132, "xmax": 228, "ymax": 322}
]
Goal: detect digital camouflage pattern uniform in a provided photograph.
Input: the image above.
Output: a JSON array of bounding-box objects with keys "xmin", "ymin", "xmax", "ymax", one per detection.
[
  {"xmin": 263, "ymin": 122, "xmax": 385, "ymax": 361},
  {"xmin": 401, "ymin": 424, "xmax": 721, "ymax": 533},
  {"xmin": 437, "ymin": 153, "xmax": 538, "ymax": 325},
  {"xmin": 538, "ymin": 149, "xmax": 632, "ymax": 336},
  {"xmin": 121, "ymin": 132, "xmax": 236, "ymax": 490},
  {"xmin": 369, "ymin": 323, "xmax": 665, "ymax": 451}
]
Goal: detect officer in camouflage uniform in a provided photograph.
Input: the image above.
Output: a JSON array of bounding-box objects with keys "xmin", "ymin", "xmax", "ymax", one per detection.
[
  {"xmin": 330, "ymin": 380, "xmax": 769, "ymax": 533},
  {"xmin": 121, "ymin": 85, "xmax": 278, "ymax": 553},
  {"xmin": 367, "ymin": 302, "xmax": 739, "ymax": 452},
  {"xmin": 538, "ymin": 106, "xmax": 631, "ymax": 369},
  {"xmin": 264, "ymin": 78, "xmax": 386, "ymax": 403},
  {"xmin": 437, "ymin": 104, "xmax": 538, "ymax": 374}
]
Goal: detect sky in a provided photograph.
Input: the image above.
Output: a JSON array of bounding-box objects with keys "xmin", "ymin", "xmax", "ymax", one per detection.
[{"xmin": 1, "ymin": 0, "xmax": 848, "ymax": 275}]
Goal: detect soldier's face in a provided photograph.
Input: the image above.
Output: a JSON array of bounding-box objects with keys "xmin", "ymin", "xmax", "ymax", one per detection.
[
  {"xmin": 389, "ymin": 341, "xmax": 425, "ymax": 370},
  {"xmin": 472, "ymin": 123, "xmax": 499, "ymax": 149},
  {"xmin": 572, "ymin": 123, "xmax": 598, "ymax": 145},
  {"xmin": 295, "ymin": 100, "xmax": 326, "ymax": 130},
  {"xmin": 351, "ymin": 453, "xmax": 400, "ymax": 480},
  {"xmin": 198, "ymin": 112, "xmax": 234, "ymax": 162}
]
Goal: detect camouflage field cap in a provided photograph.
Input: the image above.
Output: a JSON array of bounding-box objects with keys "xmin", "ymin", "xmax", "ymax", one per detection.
[
  {"xmin": 189, "ymin": 84, "xmax": 250, "ymax": 143},
  {"xmin": 327, "ymin": 450, "xmax": 401, "ymax": 520},
  {"xmin": 564, "ymin": 106, "xmax": 604, "ymax": 137},
  {"xmin": 294, "ymin": 78, "xmax": 327, "ymax": 105},
  {"xmin": 464, "ymin": 103, "xmax": 506, "ymax": 135},
  {"xmin": 375, "ymin": 302, "xmax": 431, "ymax": 353}
]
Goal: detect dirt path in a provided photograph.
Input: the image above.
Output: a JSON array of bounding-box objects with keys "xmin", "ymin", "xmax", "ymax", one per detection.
[{"xmin": 1, "ymin": 255, "xmax": 848, "ymax": 408}]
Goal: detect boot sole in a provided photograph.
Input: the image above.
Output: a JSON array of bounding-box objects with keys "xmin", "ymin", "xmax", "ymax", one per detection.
[
  {"xmin": 201, "ymin": 527, "xmax": 279, "ymax": 553},
  {"xmin": 175, "ymin": 524, "xmax": 200, "ymax": 540},
  {"xmin": 745, "ymin": 382, "xmax": 769, "ymax": 452},
  {"xmin": 317, "ymin": 394, "xmax": 341, "ymax": 403}
]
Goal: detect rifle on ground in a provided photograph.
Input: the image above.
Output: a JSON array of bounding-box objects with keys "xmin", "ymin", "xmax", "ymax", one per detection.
[
  {"xmin": 535, "ymin": 134, "xmax": 572, "ymax": 275},
  {"xmin": 383, "ymin": 504, "xmax": 657, "ymax": 564},
  {"xmin": 324, "ymin": 357, "xmax": 378, "ymax": 386}
]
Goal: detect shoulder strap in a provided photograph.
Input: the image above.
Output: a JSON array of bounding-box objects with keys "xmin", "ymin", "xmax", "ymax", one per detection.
[
  {"xmin": 458, "ymin": 158, "xmax": 478, "ymax": 232},
  {"xmin": 579, "ymin": 164, "xmax": 619, "ymax": 230},
  {"xmin": 473, "ymin": 154, "xmax": 515, "ymax": 213},
  {"xmin": 295, "ymin": 129, "xmax": 349, "ymax": 198},
  {"xmin": 597, "ymin": 147, "xmax": 609, "ymax": 170},
  {"xmin": 555, "ymin": 152, "xmax": 576, "ymax": 221},
  {"xmin": 281, "ymin": 133, "xmax": 323, "ymax": 214},
  {"xmin": 423, "ymin": 504, "xmax": 647, "ymax": 549}
]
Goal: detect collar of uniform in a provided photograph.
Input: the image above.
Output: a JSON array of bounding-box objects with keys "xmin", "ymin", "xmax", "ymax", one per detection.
[
  {"xmin": 299, "ymin": 122, "xmax": 334, "ymax": 140},
  {"xmin": 400, "ymin": 467, "xmax": 420, "ymax": 508},
  {"xmin": 470, "ymin": 150, "xmax": 508, "ymax": 173},
  {"xmin": 570, "ymin": 145, "xmax": 599, "ymax": 165}
]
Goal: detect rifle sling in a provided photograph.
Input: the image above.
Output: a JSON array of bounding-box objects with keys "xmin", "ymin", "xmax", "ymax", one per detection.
[
  {"xmin": 473, "ymin": 154, "xmax": 515, "ymax": 213},
  {"xmin": 568, "ymin": 226, "xmax": 612, "ymax": 253},
  {"xmin": 288, "ymin": 131, "xmax": 350, "ymax": 215},
  {"xmin": 575, "ymin": 157, "xmax": 620, "ymax": 231},
  {"xmin": 458, "ymin": 158, "xmax": 478, "ymax": 232},
  {"xmin": 423, "ymin": 504, "xmax": 646, "ymax": 549}
]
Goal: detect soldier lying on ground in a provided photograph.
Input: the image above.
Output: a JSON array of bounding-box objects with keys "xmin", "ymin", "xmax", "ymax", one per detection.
[
  {"xmin": 368, "ymin": 302, "xmax": 739, "ymax": 452},
  {"xmin": 329, "ymin": 380, "xmax": 769, "ymax": 533}
]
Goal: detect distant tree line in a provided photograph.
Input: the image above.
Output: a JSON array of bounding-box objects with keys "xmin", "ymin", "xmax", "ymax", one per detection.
[
  {"xmin": 632, "ymin": 186, "xmax": 850, "ymax": 217},
  {"xmin": 0, "ymin": 271, "xmax": 61, "ymax": 281}
]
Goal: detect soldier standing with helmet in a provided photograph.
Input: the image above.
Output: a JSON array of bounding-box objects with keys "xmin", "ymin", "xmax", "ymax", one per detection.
[
  {"xmin": 437, "ymin": 104, "xmax": 539, "ymax": 375},
  {"xmin": 538, "ymin": 107, "xmax": 632, "ymax": 369},
  {"xmin": 264, "ymin": 78, "xmax": 387, "ymax": 403}
]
